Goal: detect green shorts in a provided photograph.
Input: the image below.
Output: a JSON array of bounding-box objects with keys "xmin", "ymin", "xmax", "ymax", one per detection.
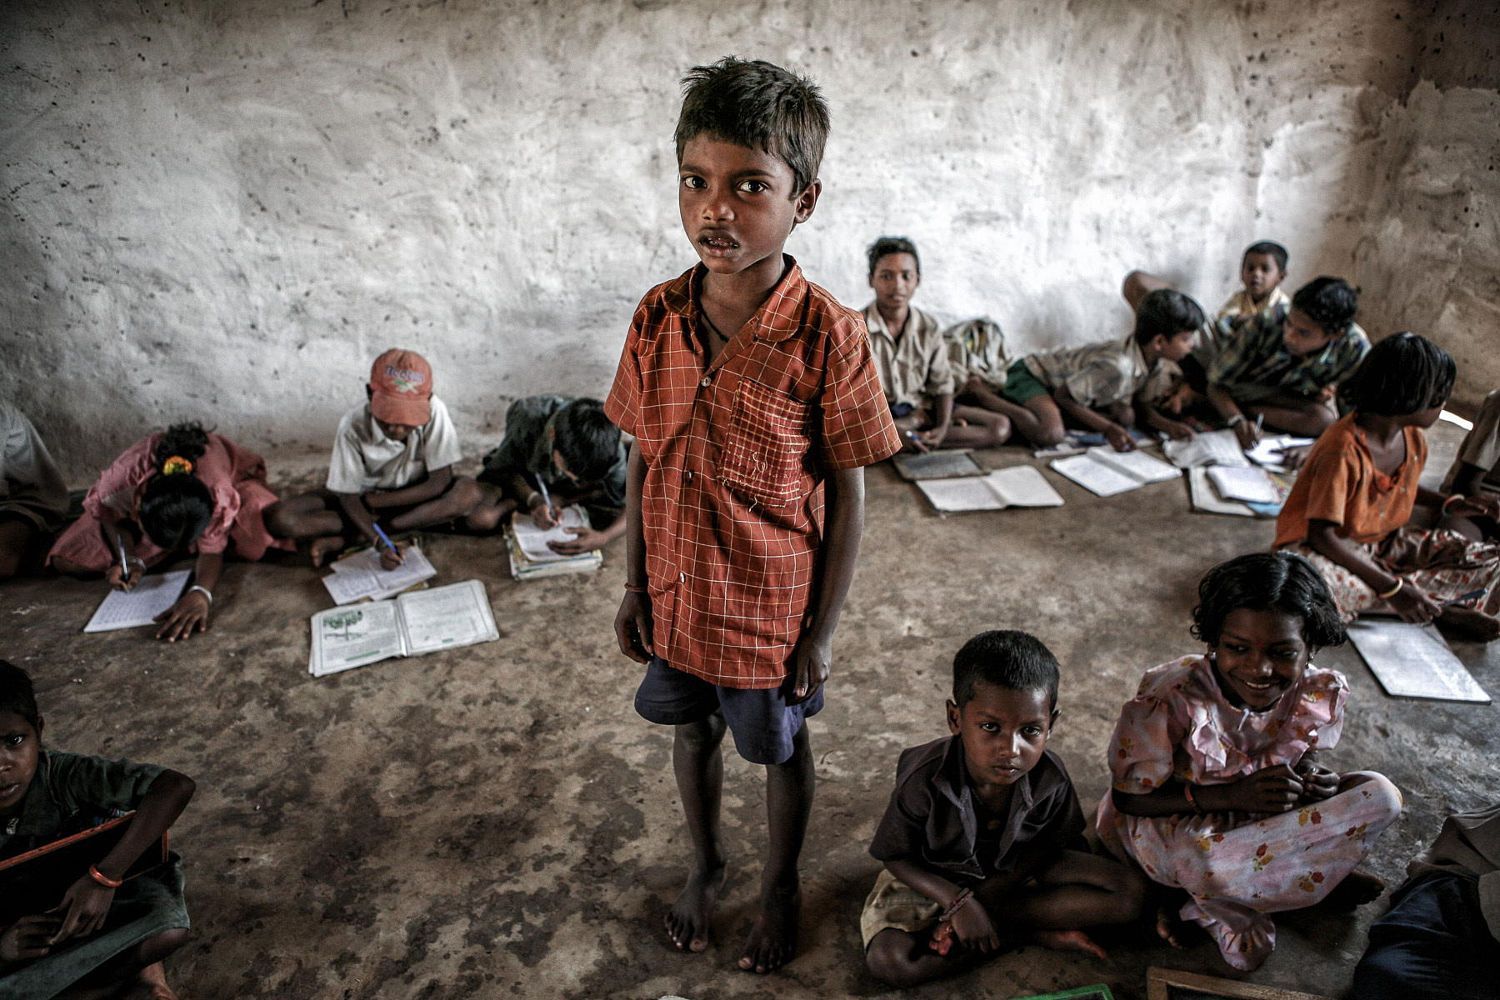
[{"xmin": 1000, "ymin": 359, "xmax": 1051, "ymax": 404}]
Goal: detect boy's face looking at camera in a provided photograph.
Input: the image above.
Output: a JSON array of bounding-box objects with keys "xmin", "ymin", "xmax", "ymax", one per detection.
[
  {"xmin": 678, "ymin": 135, "xmax": 819, "ymax": 280},
  {"xmin": 946, "ymin": 682, "xmax": 1056, "ymax": 795},
  {"xmin": 0, "ymin": 711, "xmax": 41, "ymax": 815},
  {"xmin": 1209, "ymin": 608, "xmax": 1311, "ymax": 712},
  {"xmin": 869, "ymin": 252, "xmax": 920, "ymax": 314},
  {"xmin": 1241, "ymin": 251, "xmax": 1285, "ymax": 303}
]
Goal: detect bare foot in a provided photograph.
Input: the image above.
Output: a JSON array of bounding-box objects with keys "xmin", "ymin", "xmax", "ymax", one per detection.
[
  {"xmin": 1029, "ymin": 928, "xmax": 1107, "ymax": 960},
  {"xmin": 137, "ymin": 961, "xmax": 180, "ymax": 1000},
  {"xmin": 665, "ymin": 862, "xmax": 724, "ymax": 953},
  {"xmin": 737, "ymin": 880, "xmax": 799, "ymax": 974},
  {"xmin": 307, "ymin": 535, "xmax": 345, "ymax": 568},
  {"xmin": 1437, "ymin": 606, "xmax": 1500, "ymax": 642},
  {"xmin": 1321, "ymin": 869, "xmax": 1385, "ymax": 910}
]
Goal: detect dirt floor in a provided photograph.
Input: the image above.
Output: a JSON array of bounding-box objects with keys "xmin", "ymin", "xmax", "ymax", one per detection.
[{"xmin": 3, "ymin": 420, "xmax": 1496, "ymax": 1000}]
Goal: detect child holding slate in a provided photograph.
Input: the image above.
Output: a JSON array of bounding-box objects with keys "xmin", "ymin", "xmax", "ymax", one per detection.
[
  {"xmin": 1275, "ymin": 333, "xmax": 1500, "ymax": 640},
  {"xmin": 1099, "ymin": 552, "xmax": 1402, "ymax": 971},
  {"xmin": 48, "ymin": 421, "xmax": 287, "ymax": 642},
  {"xmin": 0, "ymin": 660, "xmax": 195, "ymax": 999}
]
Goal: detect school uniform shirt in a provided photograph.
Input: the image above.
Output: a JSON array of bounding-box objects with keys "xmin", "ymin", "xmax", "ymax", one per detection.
[
  {"xmin": 1022, "ymin": 335, "xmax": 1155, "ymax": 409},
  {"xmin": 479, "ymin": 394, "xmax": 627, "ymax": 511},
  {"xmin": 944, "ymin": 317, "xmax": 1009, "ymax": 392},
  {"xmin": 1209, "ymin": 304, "xmax": 1370, "ymax": 401},
  {"xmin": 605, "ymin": 258, "xmax": 901, "ymax": 689},
  {"xmin": 0, "ymin": 751, "xmax": 164, "ymax": 856},
  {"xmin": 325, "ymin": 398, "xmax": 462, "ymax": 494},
  {"xmin": 0, "ymin": 401, "xmax": 69, "ymax": 531},
  {"xmin": 1443, "ymin": 389, "xmax": 1500, "ymax": 494},
  {"xmin": 861, "ymin": 303, "xmax": 957, "ymax": 410},
  {"xmin": 868, "ymin": 735, "xmax": 1087, "ymax": 887},
  {"xmin": 1274, "ymin": 413, "xmax": 1427, "ymax": 549},
  {"xmin": 1217, "ymin": 286, "xmax": 1292, "ymax": 322}
]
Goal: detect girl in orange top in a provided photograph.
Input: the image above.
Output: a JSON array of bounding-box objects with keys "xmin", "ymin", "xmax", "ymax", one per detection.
[{"xmin": 1274, "ymin": 333, "xmax": 1500, "ymax": 640}]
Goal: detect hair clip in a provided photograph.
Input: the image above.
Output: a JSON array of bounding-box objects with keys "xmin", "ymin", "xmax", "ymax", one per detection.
[{"xmin": 162, "ymin": 455, "xmax": 194, "ymax": 475}]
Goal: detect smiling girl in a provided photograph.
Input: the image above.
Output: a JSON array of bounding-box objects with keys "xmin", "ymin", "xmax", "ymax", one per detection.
[{"xmin": 1096, "ymin": 552, "xmax": 1402, "ymax": 971}]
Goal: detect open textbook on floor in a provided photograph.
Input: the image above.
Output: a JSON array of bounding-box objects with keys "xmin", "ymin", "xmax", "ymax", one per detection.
[
  {"xmin": 309, "ymin": 580, "xmax": 499, "ymax": 677},
  {"xmin": 1050, "ymin": 447, "xmax": 1178, "ymax": 497},
  {"xmin": 917, "ymin": 465, "xmax": 1064, "ymax": 513},
  {"xmin": 321, "ymin": 544, "xmax": 437, "ymax": 604}
]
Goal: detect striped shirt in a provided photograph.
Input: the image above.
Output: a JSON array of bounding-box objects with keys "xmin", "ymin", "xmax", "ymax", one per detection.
[{"xmin": 606, "ymin": 259, "xmax": 901, "ymax": 688}]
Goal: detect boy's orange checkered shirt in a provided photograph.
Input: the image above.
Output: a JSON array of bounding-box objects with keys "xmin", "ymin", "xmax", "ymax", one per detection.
[{"xmin": 606, "ymin": 259, "xmax": 901, "ymax": 689}]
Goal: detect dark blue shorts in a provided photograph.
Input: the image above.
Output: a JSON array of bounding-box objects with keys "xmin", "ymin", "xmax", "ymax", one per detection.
[{"xmin": 634, "ymin": 657, "xmax": 823, "ymax": 766}]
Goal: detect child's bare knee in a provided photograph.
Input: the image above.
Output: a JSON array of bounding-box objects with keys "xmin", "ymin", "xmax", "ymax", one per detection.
[
  {"xmin": 864, "ymin": 933, "xmax": 922, "ymax": 987},
  {"xmin": 674, "ymin": 713, "xmax": 726, "ymax": 751},
  {"xmin": 449, "ymin": 476, "xmax": 483, "ymax": 514},
  {"xmin": 1034, "ymin": 425, "xmax": 1066, "ymax": 447}
]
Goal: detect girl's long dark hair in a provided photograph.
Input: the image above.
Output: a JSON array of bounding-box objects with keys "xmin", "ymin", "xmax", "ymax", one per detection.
[{"xmin": 140, "ymin": 422, "xmax": 214, "ymax": 551}]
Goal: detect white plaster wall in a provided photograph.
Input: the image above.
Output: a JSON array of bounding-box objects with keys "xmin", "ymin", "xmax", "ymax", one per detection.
[{"xmin": 0, "ymin": 0, "xmax": 1493, "ymax": 479}]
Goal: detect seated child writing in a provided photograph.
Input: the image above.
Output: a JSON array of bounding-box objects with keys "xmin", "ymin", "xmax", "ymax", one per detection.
[
  {"xmin": 861, "ymin": 237, "xmax": 1010, "ymax": 452},
  {"xmin": 1098, "ymin": 552, "xmax": 1403, "ymax": 972},
  {"xmin": 1437, "ymin": 388, "xmax": 1500, "ymax": 541},
  {"xmin": 1208, "ymin": 276, "xmax": 1369, "ymax": 448},
  {"xmin": 265, "ymin": 348, "xmax": 484, "ymax": 567},
  {"xmin": 863, "ymin": 630, "xmax": 1147, "ymax": 988},
  {"xmin": 470, "ymin": 396, "xmax": 627, "ymax": 554},
  {"xmin": 0, "ymin": 401, "xmax": 70, "ymax": 580},
  {"xmin": 987, "ymin": 289, "xmax": 1203, "ymax": 450},
  {"xmin": 1274, "ymin": 333, "xmax": 1500, "ymax": 640},
  {"xmin": 1218, "ymin": 241, "xmax": 1291, "ymax": 322},
  {"xmin": 48, "ymin": 421, "xmax": 287, "ymax": 642},
  {"xmin": 0, "ymin": 660, "xmax": 195, "ymax": 1000}
]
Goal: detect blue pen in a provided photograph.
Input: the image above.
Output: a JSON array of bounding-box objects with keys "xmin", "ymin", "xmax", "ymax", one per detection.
[
  {"xmin": 535, "ymin": 474, "xmax": 553, "ymax": 516},
  {"xmin": 371, "ymin": 522, "xmax": 398, "ymax": 555}
]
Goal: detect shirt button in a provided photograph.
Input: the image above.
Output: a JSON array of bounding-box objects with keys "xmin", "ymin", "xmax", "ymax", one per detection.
[
  {"xmin": 700, "ymin": 377, "xmax": 711, "ymax": 388},
  {"xmin": 679, "ymin": 572, "xmax": 686, "ymax": 583}
]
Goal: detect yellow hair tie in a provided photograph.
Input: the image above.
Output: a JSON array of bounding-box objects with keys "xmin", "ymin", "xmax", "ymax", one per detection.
[{"xmin": 162, "ymin": 455, "xmax": 194, "ymax": 475}]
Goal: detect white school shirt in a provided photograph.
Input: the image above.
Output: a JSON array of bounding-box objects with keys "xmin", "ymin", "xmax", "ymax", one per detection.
[
  {"xmin": 1022, "ymin": 336, "xmax": 1154, "ymax": 409},
  {"xmin": 0, "ymin": 401, "xmax": 70, "ymax": 530},
  {"xmin": 325, "ymin": 398, "xmax": 462, "ymax": 494}
]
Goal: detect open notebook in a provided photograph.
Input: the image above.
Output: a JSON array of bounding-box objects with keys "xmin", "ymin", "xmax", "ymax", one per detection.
[
  {"xmin": 1049, "ymin": 447, "xmax": 1179, "ymax": 497},
  {"xmin": 321, "ymin": 544, "xmax": 437, "ymax": 605},
  {"xmin": 505, "ymin": 504, "xmax": 603, "ymax": 579},
  {"xmin": 309, "ymin": 580, "xmax": 499, "ymax": 677},
  {"xmin": 916, "ymin": 466, "xmax": 1064, "ymax": 513},
  {"xmin": 83, "ymin": 571, "xmax": 191, "ymax": 633}
]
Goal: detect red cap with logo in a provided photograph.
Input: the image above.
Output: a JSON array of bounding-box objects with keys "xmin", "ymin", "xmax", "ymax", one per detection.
[{"xmin": 368, "ymin": 348, "xmax": 433, "ymax": 426}]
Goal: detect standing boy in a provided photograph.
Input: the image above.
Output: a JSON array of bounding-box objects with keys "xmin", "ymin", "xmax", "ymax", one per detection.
[
  {"xmin": 606, "ymin": 57, "xmax": 900, "ymax": 974},
  {"xmin": 265, "ymin": 348, "xmax": 483, "ymax": 565}
]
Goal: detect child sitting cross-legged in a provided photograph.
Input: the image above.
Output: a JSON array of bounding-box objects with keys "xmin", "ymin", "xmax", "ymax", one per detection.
[
  {"xmin": 1275, "ymin": 333, "xmax": 1500, "ymax": 640},
  {"xmin": 863, "ymin": 630, "xmax": 1147, "ymax": 988},
  {"xmin": 1098, "ymin": 552, "xmax": 1403, "ymax": 972},
  {"xmin": 0, "ymin": 659, "xmax": 196, "ymax": 1000},
  {"xmin": 265, "ymin": 348, "xmax": 485, "ymax": 567}
]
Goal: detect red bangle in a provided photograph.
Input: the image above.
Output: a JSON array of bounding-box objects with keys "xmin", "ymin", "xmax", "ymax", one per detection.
[
  {"xmin": 88, "ymin": 865, "xmax": 124, "ymax": 889},
  {"xmin": 1183, "ymin": 783, "xmax": 1203, "ymax": 813}
]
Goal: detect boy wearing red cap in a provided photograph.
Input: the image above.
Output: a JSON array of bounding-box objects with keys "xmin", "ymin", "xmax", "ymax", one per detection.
[{"xmin": 265, "ymin": 348, "xmax": 482, "ymax": 565}]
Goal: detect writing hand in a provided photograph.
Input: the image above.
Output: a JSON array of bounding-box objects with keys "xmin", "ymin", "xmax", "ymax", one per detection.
[
  {"xmin": 902, "ymin": 430, "xmax": 929, "ymax": 454},
  {"xmin": 1104, "ymin": 425, "xmax": 1136, "ymax": 452},
  {"xmin": 50, "ymin": 878, "xmax": 113, "ymax": 945},
  {"xmin": 153, "ymin": 589, "xmax": 211, "ymax": 642},
  {"xmin": 548, "ymin": 527, "xmax": 606, "ymax": 555},
  {"xmin": 1162, "ymin": 420, "xmax": 1196, "ymax": 441},
  {"xmin": 1233, "ymin": 419, "xmax": 1261, "ymax": 450},
  {"xmin": 531, "ymin": 500, "xmax": 560, "ymax": 529},
  {"xmin": 788, "ymin": 633, "xmax": 831, "ymax": 705},
  {"xmin": 1388, "ymin": 585, "xmax": 1441, "ymax": 624},
  {"xmin": 106, "ymin": 559, "xmax": 144, "ymax": 592},
  {"xmin": 378, "ymin": 540, "xmax": 406, "ymax": 571},
  {"xmin": 613, "ymin": 590, "xmax": 654, "ymax": 664}
]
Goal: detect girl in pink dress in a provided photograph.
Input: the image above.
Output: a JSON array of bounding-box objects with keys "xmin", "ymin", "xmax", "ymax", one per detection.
[
  {"xmin": 48, "ymin": 423, "xmax": 288, "ymax": 641},
  {"xmin": 1097, "ymin": 551, "xmax": 1402, "ymax": 971}
]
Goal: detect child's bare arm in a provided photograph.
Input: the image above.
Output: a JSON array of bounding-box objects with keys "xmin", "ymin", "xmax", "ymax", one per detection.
[
  {"xmin": 789, "ymin": 466, "xmax": 864, "ymax": 701},
  {"xmin": 51, "ymin": 769, "xmax": 196, "ymax": 945},
  {"xmin": 1054, "ymin": 388, "xmax": 1133, "ymax": 451},
  {"xmin": 1306, "ymin": 520, "xmax": 1441, "ymax": 623},
  {"xmin": 335, "ymin": 491, "xmax": 380, "ymax": 545},
  {"xmin": 366, "ymin": 464, "xmax": 455, "ymax": 509},
  {"xmin": 887, "ymin": 859, "xmax": 1000, "ymax": 952},
  {"xmin": 1113, "ymin": 766, "xmax": 1306, "ymax": 817},
  {"xmin": 1136, "ymin": 392, "xmax": 1195, "ymax": 440},
  {"xmin": 155, "ymin": 551, "xmax": 222, "ymax": 642},
  {"xmin": 918, "ymin": 393, "xmax": 954, "ymax": 447},
  {"xmin": 613, "ymin": 442, "xmax": 653, "ymax": 663}
]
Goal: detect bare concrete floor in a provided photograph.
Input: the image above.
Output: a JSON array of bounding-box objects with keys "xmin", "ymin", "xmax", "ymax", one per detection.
[{"xmin": 3, "ymin": 421, "xmax": 1496, "ymax": 1000}]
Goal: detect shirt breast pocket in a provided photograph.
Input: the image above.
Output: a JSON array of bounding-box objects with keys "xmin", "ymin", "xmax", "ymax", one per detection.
[{"xmin": 718, "ymin": 378, "xmax": 813, "ymax": 510}]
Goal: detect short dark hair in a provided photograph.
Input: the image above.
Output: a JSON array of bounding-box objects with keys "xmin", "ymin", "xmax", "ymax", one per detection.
[
  {"xmin": 141, "ymin": 422, "xmax": 215, "ymax": 551},
  {"xmin": 1243, "ymin": 241, "xmax": 1289, "ymax": 273},
  {"xmin": 953, "ymin": 630, "xmax": 1060, "ymax": 709},
  {"xmin": 0, "ymin": 659, "xmax": 41, "ymax": 731},
  {"xmin": 1291, "ymin": 276, "xmax": 1358, "ymax": 337},
  {"xmin": 551, "ymin": 399, "xmax": 622, "ymax": 484},
  {"xmin": 1134, "ymin": 288, "xmax": 1206, "ymax": 346},
  {"xmin": 867, "ymin": 236, "xmax": 920, "ymax": 278},
  {"xmin": 1338, "ymin": 331, "xmax": 1455, "ymax": 417},
  {"xmin": 674, "ymin": 56, "xmax": 829, "ymax": 195},
  {"xmin": 1191, "ymin": 552, "xmax": 1346, "ymax": 649}
]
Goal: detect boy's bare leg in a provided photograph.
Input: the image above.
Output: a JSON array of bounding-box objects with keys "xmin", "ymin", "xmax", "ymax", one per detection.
[
  {"xmin": 865, "ymin": 927, "xmax": 990, "ymax": 988},
  {"xmin": 939, "ymin": 406, "xmax": 1011, "ymax": 449},
  {"xmin": 386, "ymin": 476, "xmax": 483, "ymax": 531},
  {"xmin": 262, "ymin": 494, "xmax": 351, "ymax": 567},
  {"xmin": 739, "ymin": 722, "xmax": 813, "ymax": 974},
  {"xmin": 667, "ymin": 713, "xmax": 727, "ymax": 953},
  {"xmin": 463, "ymin": 482, "xmax": 516, "ymax": 533},
  {"xmin": 989, "ymin": 848, "xmax": 1146, "ymax": 957},
  {"xmin": 1122, "ymin": 270, "xmax": 1171, "ymax": 312}
]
